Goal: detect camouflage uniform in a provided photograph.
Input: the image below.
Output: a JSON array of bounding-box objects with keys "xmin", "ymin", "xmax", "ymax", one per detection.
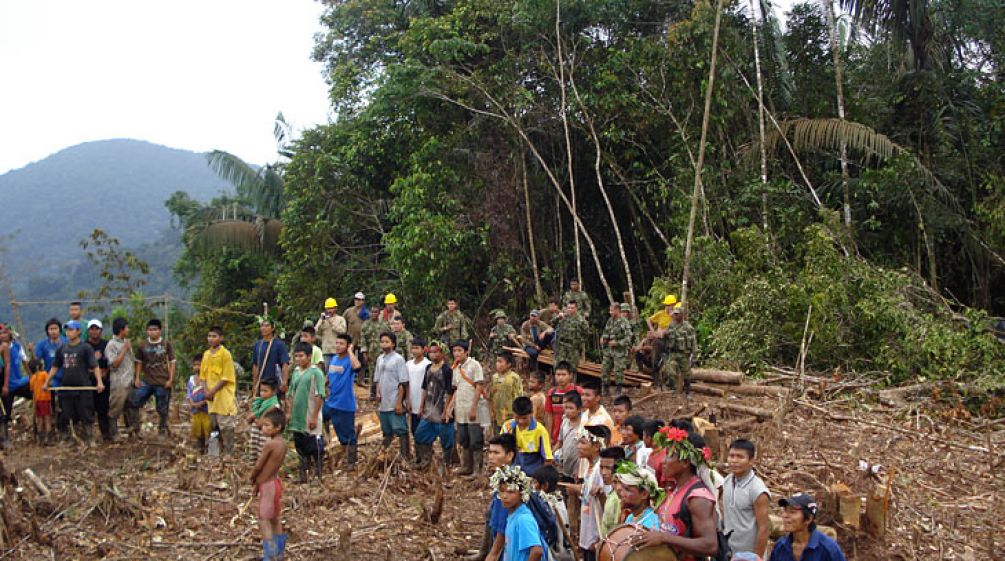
[
  {"xmin": 434, "ymin": 309, "xmax": 470, "ymax": 343},
  {"xmin": 600, "ymin": 315, "xmax": 633, "ymax": 388},
  {"xmin": 394, "ymin": 328, "xmax": 414, "ymax": 357},
  {"xmin": 662, "ymin": 320, "xmax": 697, "ymax": 394},
  {"xmin": 554, "ymin": 312, "xmax": 589, "ymax": 371},
  {"xmin": 359, "ymin": 316, "xmax": 385, "ymax": 394},
  {"xmin": 562, "ymin": 290, "xmax": 592, "ymax": 319},
  {"xmin": 488, "ymin": 322, "xmax": 519, "ymax": 359}
]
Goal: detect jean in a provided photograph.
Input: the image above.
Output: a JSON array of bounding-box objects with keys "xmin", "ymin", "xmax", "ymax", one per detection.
[
  {"xmin": 378, "ymin": 411, "xmax": 408, "ymax": 436},
  {"xmin": 323, "ymin": 405, "xmax": 357, "ymax": 445},
  {"xmin": 414, "ymin": 418, "xmax": 456, "ymax": 450},
  {"xmin": 131, "ymin": 382, "xmax": 171, "ymax": 428}
]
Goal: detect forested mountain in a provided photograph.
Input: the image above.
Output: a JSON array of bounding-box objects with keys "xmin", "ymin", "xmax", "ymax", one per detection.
[
  {"xmin": 0, "ymin": 139, "xmax": 230, "ymax": 339},
  {"xmin": 0, "ymin": 139, "xmax": 230, "ymax": 274}
]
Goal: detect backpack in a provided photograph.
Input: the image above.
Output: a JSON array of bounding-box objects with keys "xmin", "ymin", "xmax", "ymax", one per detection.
[
  {"xmin": 677, "ymin": 480, "xmax": 731, "ymax": 561},
  {"xmin": 527, "ymin": 492, "xmax": 559, "ymax": 551}
]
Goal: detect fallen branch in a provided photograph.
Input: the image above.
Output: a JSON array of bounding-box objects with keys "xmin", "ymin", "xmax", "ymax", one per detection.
[{"xmin": 22, "ymin": 469, "xmax": 50, "ymax": 498}]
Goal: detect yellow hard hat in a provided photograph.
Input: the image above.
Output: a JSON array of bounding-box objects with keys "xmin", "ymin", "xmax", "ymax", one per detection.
[
  {"xmin": 384, "ymin": 293, "xmax": 398, "ymax": 305},
  {"xmin": 324, "ymin": 297, "xmax": 338, "ymax": 308},
  {"xmin": 662, "ymin": 294, "xmax": 678, "ymax": 306},
  {"xmin": 672, "ymin": 303, "xmax": 684, "ymax": 314}
]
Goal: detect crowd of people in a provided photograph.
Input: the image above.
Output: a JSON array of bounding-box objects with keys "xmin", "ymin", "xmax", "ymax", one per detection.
[{"xmin": 0, "ymin": 285, "xmax": 847, "ymax": 561}]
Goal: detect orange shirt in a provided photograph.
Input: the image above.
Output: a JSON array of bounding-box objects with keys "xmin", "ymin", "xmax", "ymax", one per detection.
[{"xmin": 30, "ymin": 371, "xmax": 51, "ymax": 402}]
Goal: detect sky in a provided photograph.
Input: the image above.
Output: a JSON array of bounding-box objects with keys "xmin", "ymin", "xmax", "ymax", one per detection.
[{"xmin": 0, "ymin": 0, "xmax": 332, "ymax": 174}]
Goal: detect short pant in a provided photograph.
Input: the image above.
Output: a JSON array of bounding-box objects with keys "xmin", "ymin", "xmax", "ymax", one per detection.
[
  {"xmin": 35, "ymin": 400, "xmax": 52, "ymax": 418},
  {"xmin": 258, "ymin": 478, "xmax": 282, "ymax": 520}
]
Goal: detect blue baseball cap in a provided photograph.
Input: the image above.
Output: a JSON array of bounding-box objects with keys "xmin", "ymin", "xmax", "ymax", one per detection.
[
  {"xmin": 778, "ymin": 493, "xmax": 818, "ymax": 518},
  {"xmin": 64, "ymin": 320, "xmax": 82, "ymax": 330}
]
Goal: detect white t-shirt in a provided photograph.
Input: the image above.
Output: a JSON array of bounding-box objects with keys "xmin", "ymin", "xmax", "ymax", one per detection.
[
  {"xmin": 579, "ymin": 459, "xmax": 604, "ymax": 550},
  {"xmin": 406, "ymin": 357, "xmax": 431, "ymax": 415}
]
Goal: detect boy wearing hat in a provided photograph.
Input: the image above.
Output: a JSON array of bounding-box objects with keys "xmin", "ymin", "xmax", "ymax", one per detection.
[
  {"xmin": 316, "ymin": 297, "xmax": 347, "ymax": 366},
  {"xmin": 44, "ymin": 320, "xmax": 102, "ymax": 444},
  {"xmin": 771, "ymin": 493, "xmax": 846, "ymax": 561},
  {"xmin": 133, "ymin": 318, "xmax": 176, "ymax": 435},
  {"xmin": 85, "ymin": 319, "xmax": 114, "ymax": 441}
]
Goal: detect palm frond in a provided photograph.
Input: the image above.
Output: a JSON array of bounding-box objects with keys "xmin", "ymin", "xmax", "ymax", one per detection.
[
  {"xmin": 188, "ymin": 218, "xmax": 283, "ymax": 255},
  {"xmin": 752, "ymin": 117, "xmax": 961, "ymax": 212},
  {"xmin": 206, "ymin": 150, "xmax": 260, "ymax": 197}
]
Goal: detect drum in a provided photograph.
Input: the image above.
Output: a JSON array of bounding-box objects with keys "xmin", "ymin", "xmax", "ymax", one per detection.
[{"xmin": 597, "ymin": 524, "xmax": 679, "ymax": 561}]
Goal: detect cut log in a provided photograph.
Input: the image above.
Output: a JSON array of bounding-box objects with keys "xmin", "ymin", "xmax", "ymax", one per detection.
[
  {"xmin": 720, "ymin": 402, "xmax": 775, "ymax": 421},
  {"xmin": 711, "ymin": 383, "xmax": 790, "ymax": 398},
  {"xmin": 690, "ymin": 383, "xmax": 725, "ymax": 397},
  {"xmin": 691, "ymin": 417, "xmax": 720, "ymax": 461},
  {"xmin": 692, "ymin": 369, "xmax": 743, "ymax": 385},
  {"xmin": 865, "ymin": 482, "xmax": 888, "ymax": 537}
]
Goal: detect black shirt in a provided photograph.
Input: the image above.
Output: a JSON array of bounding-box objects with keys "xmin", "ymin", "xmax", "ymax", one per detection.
[
  {"xmin": 88, "ymin": 338, "xmax": 109, "ymax": 381},
  {"xmin": 54, "ymin": 342, "xmax": 97, "ymax": 387},
  {"xmin": 421, "ymin": 362, "xmax": 455, "ymax": 422}
]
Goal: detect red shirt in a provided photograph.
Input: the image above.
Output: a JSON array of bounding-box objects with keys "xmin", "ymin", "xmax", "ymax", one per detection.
[{"xmin": 545, "ymin": 384, "xmax": 583, "ymax": 440}]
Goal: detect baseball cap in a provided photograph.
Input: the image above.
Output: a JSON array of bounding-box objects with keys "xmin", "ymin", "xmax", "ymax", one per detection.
[
  {"xmin": 87, "ymin": 319, "xmax": 103, "ymax": 329},
  {"xmin": 64, "ymin": 320, "xmax": 82, "ymax": 330},
  {"xmin": 778, "ymin": 493, "xmax": 818, "ymax": 518},
  {"xmin": 529, "ymin": 309, "xmax": 540, "ymax": 316},
  {"xmin": 354, "ymin": 292, "xmax": 365, "ymax": 300},
  {"xmin": 619, "ymin": 303, "xmax": 631, "ymax": 312}
]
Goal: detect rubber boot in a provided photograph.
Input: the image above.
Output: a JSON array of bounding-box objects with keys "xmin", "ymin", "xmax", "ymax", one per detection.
[
  {"xmin": 399, "ymin": 432, "xmax": 411, "ymax": 461},
  {"xmin": 0, "ymin": 421, "xmax": 9, "ymax": 450},
  {"xmin": 415, "ymin": 443, "xmax": 432, "ymax": 470},
  {"xmin": 458, "ymin": 448, "xmax": 474, "ymax": 476},
  {"xmin": 471, "ymin": 449, "xmax": 484, "ymax": 476},
  {"xmin": 314, "ymin": 451, "xmax": 324, "ymax": 481},
  {"xmin": 463, "ymin": 523, "xmax": 492, "ymax": 561},
  {"xmin": 297, "ymin": 456, "xmax": 309, "ymax": 484},
  {"xmin": 276, "ymin": 534, "xmax": 288, "ymax": 560},
  {"xmin": 347, "ymin": 444, "xmax": 358, "ymax": 469},
  {"xmin": 382, "ymin": 434, "xmax": 393, "ymax": 448}
]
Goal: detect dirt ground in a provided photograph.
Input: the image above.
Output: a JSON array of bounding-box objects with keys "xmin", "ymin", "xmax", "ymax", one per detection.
[{"xmin": 0, "ymin": 379, "xmax": 1002, "ymax": 561}]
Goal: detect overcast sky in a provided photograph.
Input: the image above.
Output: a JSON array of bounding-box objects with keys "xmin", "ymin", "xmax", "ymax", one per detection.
[{"xmin": 0, "ymin": 0, "xmax": 331, "ymax": 174}]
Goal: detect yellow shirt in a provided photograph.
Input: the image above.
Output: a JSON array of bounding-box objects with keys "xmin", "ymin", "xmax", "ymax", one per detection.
[
  {"xmin": 201, "ymin": 345, "xmax": 237, "ymax": 416},
  {"xmin": 648, "ymin": 310, "xmax": 672, "ymax": 330},
  {"xmin": 502, "ymin": 417, "xmax": 554, "ymax": 460}
]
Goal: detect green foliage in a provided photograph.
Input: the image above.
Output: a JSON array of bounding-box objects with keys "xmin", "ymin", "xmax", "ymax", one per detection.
[{"xmin": 78, "ymin": 229, "xmax": 150, "ymax": 306}]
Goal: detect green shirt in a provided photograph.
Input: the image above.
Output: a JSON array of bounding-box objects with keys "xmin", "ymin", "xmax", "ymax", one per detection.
[
  {"xmin": 490, "ymin": 370, "xmax": 524, "ymax": 422},
  {"xmin": 288, "ymin": 365, "xmax": 326, "ymax": 435},
  {"xmin": 488, "ymin": 322, "xmax": 518, "ymax": 357},
  {"xmin": 434, "ymin": 309, "xmax": 470, "ymax": 342},
  {"xmin": 601, "ymin": 490, "xmax": 623, "ymax": 537},
  {"xmin": 601, "ymin": 316, "xmax": 634, "ymax": 351}
]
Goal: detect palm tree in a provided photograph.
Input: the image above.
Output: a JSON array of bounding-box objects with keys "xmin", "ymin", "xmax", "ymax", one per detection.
[
  {"xmin": 183, "ymin": 113, "xmax": 292, "ymax": 255},
  {"xmin": 839, "ymin": 0, "xmax": 934, "ymax": 70}
]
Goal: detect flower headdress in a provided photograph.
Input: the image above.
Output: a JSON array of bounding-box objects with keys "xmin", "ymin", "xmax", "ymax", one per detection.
[
  {"xmin": 489, "ymin": 465, "xmax": 532, "ymax": 503},
  {"xmin": 615, "ymin": 461, "xmax": 666, "ymax": 505},
  {"xmin": 578, "ymin": 427, "xmax": 606, "ymax": 446},
  {"xmin": 651, "ymin": 426, "xmax": 713, "ymax": 468}
]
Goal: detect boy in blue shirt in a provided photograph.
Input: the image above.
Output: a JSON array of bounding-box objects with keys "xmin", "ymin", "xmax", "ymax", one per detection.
[
  {"xmin": 492, "ymin": 465, "xmax": 545, "ymax": 561},
  {"xmin": 771, "ymin": 493, "xmax": 847, "ymax": 561},
  {"xmin": 323, "ymin": 333, "xmax": 362, "ymax": 469}
]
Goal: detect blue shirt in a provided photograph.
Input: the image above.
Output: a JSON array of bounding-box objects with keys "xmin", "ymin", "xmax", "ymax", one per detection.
[
  {"xmin": 252, "ymin": 338, "xmax": 289, "ymax": 385},
  {"xmin": 325, "ymin": 353, "xmax": 359, "ymax": 412},
  {"xmin": 625, "ymin": 508, "xmax": 660, "ymax": 530},
  {"xmin": 504, "ymin": 503, "xmax": 545, "ymax": 561},
  {"xmin": 35, "ymin": 336, "xmax": 67, "ymax": 387},
  {"xmin": 7, "ymin": 341, "xmax": 29, "ymax": 390},
  {"xmin": 490, "ymin": 495, "xmax": 509, "ymax": 536},
  {"xmin": 770, "ymin": 530, "xmax": 847, "ymax": 561}
]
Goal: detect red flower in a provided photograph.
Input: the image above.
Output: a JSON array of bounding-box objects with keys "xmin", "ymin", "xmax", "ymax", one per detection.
[
  {"xmin": 702, "ymin": 447, "xmax": 712, "ymax": 462},
  {"xmin": 664, "ymin": 427, "xmax": 688, "ymax": 443}
]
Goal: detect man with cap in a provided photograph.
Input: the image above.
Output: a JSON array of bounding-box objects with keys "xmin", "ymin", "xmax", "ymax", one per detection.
[
  {"xmin": 637, "ymin": 294, "xmax": 677, "ymax": 386},
  {"xmin": 343, "ymin": 292, "xmax": 368, "ymax": 345},
  {"xmin": 487, "ymin": 310, "xmax": 520, "ymax": 360},
  {"xmin": 44, "ymin": 320, "xmax": 102, "ymax": 444},
  {"xmin": 553, "ymin": 301, "xmax": 589, "ymax": 372},
  {"xmin": 315, "ymin": 297, "xmax": 347, "ymax": 366},
  {"xmin": 662, "ymin": 303, "xmax": 697, "ymax": 396},
  {"xmin": 561, "ymin": 279, "xmax": 591, "ymax": 320},
  {"xmin": 771, "ymin": 493, "xmax": 846, "ymax": 561},
  {"xmin": 599, "ymin": 303, "xmax": 633, "ymax": 395},
  {"xmin": 434, "ymin": 297, "xmax": 471, "ymax": 343},
  {"xmin": 85, "ymin": 319, "xmax": 114, "ymax": 441},
  {"xmin": 519, "ymin": 309, "xmax": 554, "ymax": 372}
]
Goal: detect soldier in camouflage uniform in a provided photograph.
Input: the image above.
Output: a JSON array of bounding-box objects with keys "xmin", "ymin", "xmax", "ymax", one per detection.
[
  {"xmin": 662, "ymin": 303, "xmax": 697, "ymax": 396},
  {"xmin": 434, "ymin": 298, "xmax": 471, "ymax": 342},
  {"xmin": 562, "ymin": 279, "xmax": 592, "ymax": 320},
  {"xmin": 487, "ymin": 309, "xmax": 520, "ymax": 359},
  {"xmin": 600, "ymin": 303, "xmax": 634, "ymax": 395},
  {"xmin": 391, "ymin": 316, "xmax": 413, "ymax": 357},
  {"xmin": 359, "ymin": 303, "xmax": 386, "ymax": 398},
  {"xmin": 554, "ymin": 300, "xmax": 589, "ymax": 373}
]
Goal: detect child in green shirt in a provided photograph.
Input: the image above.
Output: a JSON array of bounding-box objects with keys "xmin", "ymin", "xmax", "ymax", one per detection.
[
  {"xmin": 490, "ymin": 352, "xmax": 523, "ymax": 435},
  {"xmin": 246, "ymin": 379, "xmax": 281, "ymax": 458},
  {"xmin": 289, "ymin": 342, "xmax": 327, "ymax": 482}
]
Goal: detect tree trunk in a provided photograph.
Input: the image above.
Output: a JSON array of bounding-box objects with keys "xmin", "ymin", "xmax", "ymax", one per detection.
[
  {"xmin": 681, "ymin": 0, "xmax": 725, "ymax": 303},
  {"xmin": 823, "ymin": 0, "xmax": 852, "ymax": 228},
  {"xmin": 521, "ymin": 153, "xmax": 545, "ymax": 304},
  {"xmin": 555, "ymin": 0, "xmax": 582, "ymax": 283},
  {"xmin": 749, "ymin": 0, "xmax": 770, "ymax": 232},
  {"xmin": 569, "ymin": 71, "xmax": 635, "ymax": 306}
]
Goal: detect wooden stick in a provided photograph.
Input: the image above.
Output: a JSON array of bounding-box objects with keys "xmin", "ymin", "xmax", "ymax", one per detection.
[
  {"xmin": 48, "ymin": 386, "xmax": 99, "ymax": 391},
  {"xmin": 23, "ymin": 468, "xmax": 50, "ymax": 497}
]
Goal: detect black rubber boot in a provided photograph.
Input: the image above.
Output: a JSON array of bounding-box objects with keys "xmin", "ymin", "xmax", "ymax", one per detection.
[{"xmin": 347, "ymin": 444, "xmax": 358, "ymax": 469}]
